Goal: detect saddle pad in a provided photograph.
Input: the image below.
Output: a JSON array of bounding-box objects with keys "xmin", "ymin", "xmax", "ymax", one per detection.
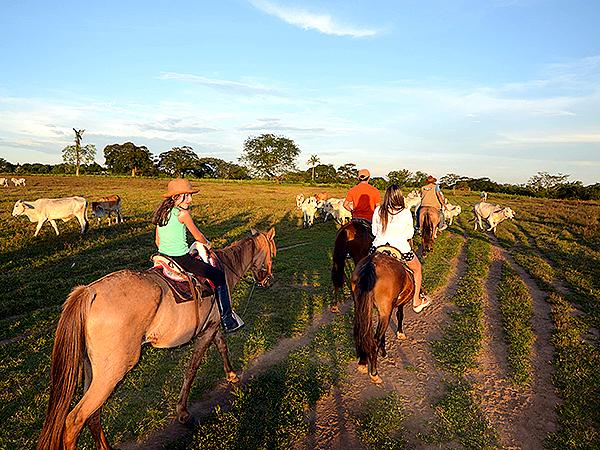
[
  {"xmin": 149, "ymin": 254, "xmax": 215, "ymax": 304},
  {"xmin": 374, "ymin": 245, "xmax": 403, "ymax": 260}
]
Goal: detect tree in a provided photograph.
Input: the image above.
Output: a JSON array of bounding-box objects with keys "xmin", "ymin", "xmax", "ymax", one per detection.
[
  {"xmin": 526, "ymin": 171, "xmax": 570, "ymax": 194},
  {"xmin": 337, "ymin": 163, "xmax": 358, "ymax": 182},
  {"xmin": 158, "ymin": 146, "xmax": 201, "ymax": 177},
  {"xmin": 104, "ymin": 142, "xmax": 156, "ymax": 177},
  {"xmin": 439, "ymin": 173, "xmax": 462, "ymax": 188},
  {"xmin": 387, "ymin": 169, "xmax": 413, "ymax": 187},
  {"xmin": 0, "ymin": 158, "xmax": 16, "ymax": 173},
  {"xmin": 411, "ymin": 171, "xmax": 428, "ymax": 186},
  {"xmin": 307, "ymin": 154, "xmax": 320, "ymax": 182},
  {"xmin": 305, "ymin": 164, "xmax": 338, "ymax": 183},
  {"xmin": 239, "ymin": 134, "xmax": 300, "ymax": 180},
  {"xmin": 62, "ymin": 144, "xmax": 96, "ymax": 176},
  {"xmin": 184, "ymin": 157, "xmax": 250, "ymax": 180}
]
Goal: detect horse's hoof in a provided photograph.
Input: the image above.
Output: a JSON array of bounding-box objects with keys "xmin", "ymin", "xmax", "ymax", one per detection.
[
  {"xmin": 177, "ymin": 409, "xmax": 193, "ymax": 425},
  {"xmin": 396, "ymin": 332, "xmax": 407, "ymax": 340},
  {"xmin": 370, "ymin": 374, "xmax": 383, "ymax": 384},
  {"xmin": 357, "ymin": 363, "xmax": 368, "ymax": 374},
  {"xmin": 226, "ymin": 371, "xmax": 240, "ymax": 383},
  {"xmin": 330, "ymin": 304, "xmax": 340, "ymax": 313}
]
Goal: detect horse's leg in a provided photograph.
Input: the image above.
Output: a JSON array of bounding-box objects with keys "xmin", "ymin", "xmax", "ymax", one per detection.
[
  {"xmin": 176, "ymin": 325, "xmax": 218, "ymax": 424},
  {"xmin": 64, "ymin": 362, "xmax": 133, "ymax": 450},
  {"xmin": 213, "ymin": 327, "xmax": 239, "ymax": 383},
  {"xmin": 396, "ymin": 305, "xmax": 406, "ymax": 340},
  {"xmin": 83, "ymin": 357, "xmax": 112, "ymax": 450}
]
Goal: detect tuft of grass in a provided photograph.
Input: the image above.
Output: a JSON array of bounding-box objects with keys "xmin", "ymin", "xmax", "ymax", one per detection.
[
  {"xmin": 353, "ymin": 391, "xmax": 408, "ymax": 449},
  {"xmin": 496, "ymin": 262, "xmax": 534, "ymax": 386},
  {"xmin": 425, "ymin": 381, "xmax": 499, "ymax": 449}
]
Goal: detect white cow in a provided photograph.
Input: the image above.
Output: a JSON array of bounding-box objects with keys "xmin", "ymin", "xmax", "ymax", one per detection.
[
  {"xmin": 480, "ymin": 191, "xmax": 488, "ymax": 202},
  {"xmin": 295, "ymin": 194, "xmax": 305, "ymax": 208},
  {"xmin": 300, "ymin": 196, "xmax": 318, "ymax": 228},
  {"xmin": 12, "ymin": 197, "xmax": 88, "ymax": 236},
  {"xmin": 404, "ymin": 190, "xmax": 421, "ymax": 211},
  {"xmin": 473, "ymin": 201, "xmax": 515, "ymax": 234},
  {"xmin": 11, "ymin": 177, "xmax": 26, "ymax": 187},
  {"xmin": 321, "ymin": 198, "xmax": 351, "ymax": 224},
  {"xmin": 0, "ymin": 177, "xmax": 8, "ymax": 187},
  {"xmin": 444, "ymin": 202, "xmax": 462, "ymax": 226}
]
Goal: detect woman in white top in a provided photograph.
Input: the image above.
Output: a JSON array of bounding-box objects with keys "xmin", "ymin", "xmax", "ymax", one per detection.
[{"xmin": 372, "ymin": 184, "xmax": 431, "ymax": 313}]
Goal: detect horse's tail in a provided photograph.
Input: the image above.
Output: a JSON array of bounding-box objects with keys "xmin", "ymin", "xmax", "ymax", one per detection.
[
  {"xmin": 422, "ymin": 210, "xmax": 433, "ymax": 245},
  {"xmin": 353, "ymin": 257, "xmax": 377, "ymax": 361},
  {"xmin": 37, "ymin": 286, "xmax": 91, "ymax": 450},
  {"xmin": 331, "ymin": 227, "xmax": 349, "ymax": 291}
]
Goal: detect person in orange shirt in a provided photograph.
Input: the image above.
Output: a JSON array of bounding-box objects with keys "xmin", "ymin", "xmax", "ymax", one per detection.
[{"xmin": 343, "ymin": 169, "xmax": 382, "ymax": 221}]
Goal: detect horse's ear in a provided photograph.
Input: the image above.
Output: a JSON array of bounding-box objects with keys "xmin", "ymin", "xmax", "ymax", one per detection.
[
  {"xmin": 251, "ymin": 228, "xmax": 258, "ymax": 236},
  {"xmin": 267, "ymin": 227, "xmax": 276, "ymax": 239}
]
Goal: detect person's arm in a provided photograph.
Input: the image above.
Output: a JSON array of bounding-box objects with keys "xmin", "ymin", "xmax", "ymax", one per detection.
[
  {"xmin": 178, "ymin": 209, "xmax": 210, "ymax": 245},
  {"xmin": 371, "ymin": 207, "xmax": 380, "ymax": 236},
  {"xmin": 436, "ymin": 191, "xmax": 448, "ymax": 210},
  {"xmin": 155, "ymin": 227, "xmax": 160, "ymax": 247},
  {"xmin": 343, "ymin": 199, "xmax": 353, "ymax": 212}
]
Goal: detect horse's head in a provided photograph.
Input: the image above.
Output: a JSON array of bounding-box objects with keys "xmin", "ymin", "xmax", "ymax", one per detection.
[{"xmin": 250, "ymin": 227, "xmax": 276, "ymax": 287}]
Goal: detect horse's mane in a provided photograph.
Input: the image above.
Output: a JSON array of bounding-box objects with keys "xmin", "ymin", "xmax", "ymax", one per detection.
[{"xmin": 215, "ymin": 235, "xmax": 254, "ymax": 268}]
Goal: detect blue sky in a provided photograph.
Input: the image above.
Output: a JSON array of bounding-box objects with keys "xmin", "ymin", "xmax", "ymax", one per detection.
[{"xmin": 1, "ymin": 0, "xmax": 599, "ymax": 184}]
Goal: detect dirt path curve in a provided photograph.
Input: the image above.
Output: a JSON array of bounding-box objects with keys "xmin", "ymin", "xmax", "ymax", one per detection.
[
  {"xmin": 295, "ymin": 240, "xmax": 468, "ymax": 450},
  {"xmin": 122, "ymin": 296, "xmax": 355, "ymax": 450}
]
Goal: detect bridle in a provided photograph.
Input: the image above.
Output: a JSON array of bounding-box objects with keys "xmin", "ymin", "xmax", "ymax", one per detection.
[{"xmin": 217, "ymin": 232, "xmax": 275, "ymax": 288}]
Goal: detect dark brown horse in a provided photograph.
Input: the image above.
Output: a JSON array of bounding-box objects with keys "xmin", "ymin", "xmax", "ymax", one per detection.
[
  {"xmin": 352, "ymin": 251, "xmax": 415, "ymax": 384},
  {"xmin": 419, "ymin": 205, "xmax": 441, "ymax": 255},
  {"xmin": 37, "ymin": 228, "xmax": 276, "ymax": 450},
  {"xmin": 330, "ymin": 219, "xmax": 373, "ymax": 312}
]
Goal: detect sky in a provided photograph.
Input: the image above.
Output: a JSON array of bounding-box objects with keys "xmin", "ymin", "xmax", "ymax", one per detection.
[{"xmin": 1, "ymin": 0, "xmax": 599, "ymax": 185}]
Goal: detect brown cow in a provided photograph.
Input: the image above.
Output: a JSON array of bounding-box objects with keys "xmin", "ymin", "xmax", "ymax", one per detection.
[
  {"xmin": 315, "ymin": 192, "xmax": 329, "ymax": 202},
  {"xmin": 91, "ymin": 194, "xmax": 123, "ymax": 225}
]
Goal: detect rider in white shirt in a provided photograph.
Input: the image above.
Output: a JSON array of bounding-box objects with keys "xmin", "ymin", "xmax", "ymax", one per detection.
[{"xmin": 371, "ymin": 184, "xmax": 431, "ymax": 313}]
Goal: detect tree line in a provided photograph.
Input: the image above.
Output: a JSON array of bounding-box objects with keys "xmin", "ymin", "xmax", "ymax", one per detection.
[{"xmin": 0, "ymin": 131, "xmax": 598, "ymax": 200}]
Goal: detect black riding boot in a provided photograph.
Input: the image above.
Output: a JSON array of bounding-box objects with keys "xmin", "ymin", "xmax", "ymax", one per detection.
[{"xmin": 215, "ymin": 284, "xmax": 244, "ymax": 333}]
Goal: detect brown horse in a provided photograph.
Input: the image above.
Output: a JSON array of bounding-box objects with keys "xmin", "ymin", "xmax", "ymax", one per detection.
[
  {"xmin": 37, "ymin": 228, "xmax": 276, "ymax": 450},
  {"xmin": 352, "ymin": 251, "xmax": 415, "ymax": 384},
  {"xmin": 330, "ymin": 219, "xmax": 373, "ymax": 312},
  {"xmin": 419, "ymin": 205, "xmax": 441, "ymax": 255}
]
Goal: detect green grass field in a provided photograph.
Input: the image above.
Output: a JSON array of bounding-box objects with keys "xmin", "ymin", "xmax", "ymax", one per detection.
[{"xmin": 1, "ymin": 176, "xmax": 598, "ymax": 449}]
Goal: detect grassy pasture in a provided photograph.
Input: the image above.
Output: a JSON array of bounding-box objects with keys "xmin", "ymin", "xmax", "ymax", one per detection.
[{"xmin": 1, "ymin": 177, "xmax": 599, "ymax": 449}]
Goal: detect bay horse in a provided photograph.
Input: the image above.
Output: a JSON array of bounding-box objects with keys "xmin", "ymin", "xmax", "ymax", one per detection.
[
  {"xmin": 419, "ymin": 205, "xmax": 441, "ymax": 256},
  {"xmin": 352, "ymin": 251, "xmax": 415, "ymax": 384},
  {"xmin": 330, "ymin": 219, "xmax": 373, "ymax": 312},
  {"xmin": 37, "ymin": 228, "xmax": 276, "ymax": 450}
]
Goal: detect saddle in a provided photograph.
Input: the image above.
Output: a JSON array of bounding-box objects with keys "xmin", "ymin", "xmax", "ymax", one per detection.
[
  {"xmin": 148, "ymin": 253, "xmax": 216, "ymax": 304},
  {"xmin": 374, "ymin": 244, "xmax": 404, "ymax": 261}
]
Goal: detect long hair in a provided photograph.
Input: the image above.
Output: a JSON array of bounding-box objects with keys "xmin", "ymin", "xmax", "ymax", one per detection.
[
  {"xmin": 152, "ymin": 197, "xmax": 176, "ymax": 226},
  {"xmin": 378, "ymin": 184, "xmax": 405, "ymax": 233}
]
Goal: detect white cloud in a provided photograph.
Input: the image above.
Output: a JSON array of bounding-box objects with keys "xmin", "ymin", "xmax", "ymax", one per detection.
[
  {"xmin": 158, "ymin": 72, "xmax": 281, "ymax": 96},
  {"xmin": 249, "ymin": 0, "xmax": 379, "ymax": 37}
]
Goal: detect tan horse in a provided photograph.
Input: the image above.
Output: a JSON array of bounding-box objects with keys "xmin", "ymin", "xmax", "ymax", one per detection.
[
  {"xmin": 37, "ymin": 228, "xmax": 276, "ymax": 450},
  {"xmin": 419, "ymin": 205, "xmax": 441, "ymax": 255}
]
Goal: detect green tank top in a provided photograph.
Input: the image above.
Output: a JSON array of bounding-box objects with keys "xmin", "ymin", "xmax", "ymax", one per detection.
[{"xmin": 157, "ymin": 207, "xmax": 189, "ymax": 256}]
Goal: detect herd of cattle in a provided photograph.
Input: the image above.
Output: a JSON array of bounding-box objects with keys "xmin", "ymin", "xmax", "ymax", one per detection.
[
  {"xmin": 0, "ymin": 177, "xmax": 26, "ymax": 187},
  {"xmin": 11, "ymin": 194, "xmax": 123, "ymax": 236},
  {"xmin": 295, "ymin": 190, "xmax": 515, "ymax": 233}
]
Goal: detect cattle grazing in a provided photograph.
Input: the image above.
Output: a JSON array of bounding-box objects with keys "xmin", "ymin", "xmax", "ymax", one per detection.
[
  {"xmin": 473, "ymin": 201, "xmax": 515, "ymax": 234},
  {"xmin": 11, "ymin": 177, "xmax": 26, "ymax": 187},
  {"xmin": 91, "ymin": 194, "xmax": 123, "ymax": 225},
  {"xmin": 444, "ymin": 202, "xmax": 462, "ymax": 226},
  {"xmin": 12, "ymin": 197, "xmax": 88, "ymax": 236},
  {"xmin": 300, "ymin": 196, "xmax": 319, "ymax": 228},
  {"xmin": 321, "ymin": 198, "xmax": 351, "ymax": 224},
  {"xmin": 0, "ymin": 177, "xmax": 8, "ymax": 187}
]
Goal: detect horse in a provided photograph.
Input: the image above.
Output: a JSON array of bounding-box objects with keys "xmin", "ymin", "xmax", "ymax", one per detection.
[
  {"xmin": 419, "ymin": 205, "xmax": 441, "ymax": 256},
  {"xmin": 330, "ymin": 219, "xmax": 373, "ymax": 312},
  {"xmin": 37, "ymin": 228, "xmax": 276, "ymax": 450},
  {"xmin": 352, "ymin": 251, "xmax": 415, "ymax": 384}
]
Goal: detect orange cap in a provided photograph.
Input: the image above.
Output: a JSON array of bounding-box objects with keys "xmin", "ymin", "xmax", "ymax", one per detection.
[{"xmin": 358, "ymin": 169, "xmax": 370, "ymax": 180}]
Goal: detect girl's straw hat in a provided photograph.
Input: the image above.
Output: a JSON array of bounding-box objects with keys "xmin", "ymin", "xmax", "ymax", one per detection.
[{"xmin": 162, "ymin": 178, "xmax": 199, "ymax": 198}]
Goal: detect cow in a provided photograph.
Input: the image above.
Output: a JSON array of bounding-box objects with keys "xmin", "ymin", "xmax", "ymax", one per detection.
[
  {"xmin": 301, "ymin": 197, "xmax": 319, "ymax": 228},
  {"xmin": 473, "ymin": 201, "xmax": 515, "ymax": 234},
  {"xmin": 91, "ymin": 194, "xmax": 123, "ymax": 225},
  {"xmin": 404, "ymin": 190, "xmax": 421, "ymax": 211},
  {"xmin": 12, "ymin": 197, "xmax": 88, "ymax": 236},
  {"xmin": 480, "ymin": 191, "xmax": 488, "ymax": 202},
  {"xmin": 315, "ymin": 192, "xmax": 329, "ymax": 202},
  {"xmin": 0, "ymin": 177, "xmax": 8, "ymax": 187},
  {"xmin": 444, "ymin": 202, "xmax": 462, "ymax": 226},
  {"xmin": 296, "ymin": 194, "xmax": 305, "ymax": 208},
  {"xmin": 321, "ymin": 198, "xmax": 351, "ymax": 224},
  {"xmin": 11, "ymin": 177, "xmax": 26, "ymax": 187}
]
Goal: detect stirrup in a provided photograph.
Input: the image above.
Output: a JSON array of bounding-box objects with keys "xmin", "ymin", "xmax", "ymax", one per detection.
[{"xmin": 222, "ymin": 311, "xmax": 245, "ymax": 333}]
